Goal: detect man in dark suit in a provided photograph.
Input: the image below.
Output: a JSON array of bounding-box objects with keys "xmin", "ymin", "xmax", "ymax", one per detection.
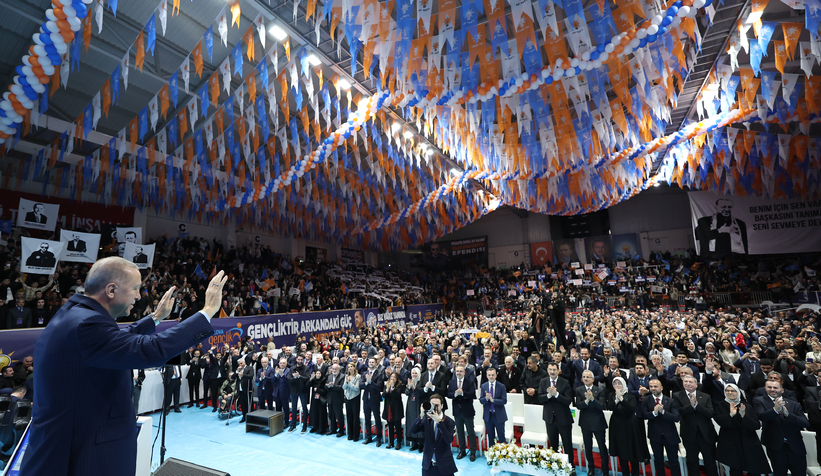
[
  {"xmin": 477, "ymin": 347, "xmax": 498, "ymax": 383},
  {"xmin": 666, "ymin": 352, "xmax": 700, "ymax": 382},
  {"xmin": 361, "ymin": 357, "xmax": 384, "ymax": 445},
  {"xmin": 132, "ymin": 246, "xmax": 149, "ymax": 264},
  {"xmin": 19, "ymin": 259, "xmax": 226, "ymax": 476},
  {"xmin": 25, "ymin": 203, "xmax": 48, "ymax": 224},
  {"xmin": 186, "ymin": 350, "xmax": 202, "ymax": 407},
  {"xmin": 754, "ymin": 379, "xmax": 811, "ymax": 476},
  {"xmin": 26, "ymin": 242, "xmax": 56, "ymax": 269},
  {"xmin": 173, "ymin": 299, "xmax": 197, "ymax": 321},
  {"xmin": 538, "ymin": 362, "xmax": 574, "ymax": 462},
  {"xmin": 325, "ymin": 363, "xmax": 345, "ymax": 436},
  {"xmin": 695, "ymin": 198, "xmax": 748, "ymax": 255},
  {"xmin": 420, "ymin": 358, "xmax": 449, "ymax": 411},
  {"xmin": 447, "ymin": 365, "xmax": 477, "ymax": 461},
  {"xmin": 479, "ymin": 367, "xmax": 507, "ymax": 445},
  {"xmin": 673, "ymin": 375, "xmax": 718, "ymax": 476},
  {"xmin": 66, "ymin": 234, "xmax": 87, "ymax": 253},
  {"xmin": 575, "ymin": 370, "xmax": 609, "ymax": 475},
  {"xmin": 498, "ymin": 356, "xmax": 522, "ymax": 393},
  {"xmin": 642, "ymin": 378, "xmax": 682, "ymax": 476},
  {"xmin": 271, "ymin": 357, "xmax": 291, "ymax": 428},
  {"xmin": 602, "ymin": 356, "xmax": 629, "ymax": 394},
  {"xmin": 732, "ymin": 351, "xmax": 759, "ymax": 394},
  {"xmin": 521, "ymin": 356, "xmax": 547, "ymax": 404},
  {"xmin": 571, "ymin": 347, "xmax": 602, "ymax": 389},
  {"xmin": 410, "ymin": 394, "xmax": 458, "ymax": 476},
  {"xmin": 6, "ymin": 297, "xmax": 32, "ymax": 329},
  {"xmin": 701, "ymin": 358, "xmax": 737, "ymax": 406},
  {"xmin": 234, "ymin": 358, "xmax": 254, "ymax": 422},
  {"xmin": 159, "ymin": 365, "xmax": 180, "ymax": 410},
  {"xmin": 255, "ymin": 356, "xmax": 274, "ymax": 409}
]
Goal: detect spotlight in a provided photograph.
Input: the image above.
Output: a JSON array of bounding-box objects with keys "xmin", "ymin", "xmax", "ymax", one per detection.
[
  {"xmin": 269, "ymin": 25, "xmax": 287, "ymax": 40},
  {"xmin": 403, "ymin": 130, "xmax": 413, "ymax": 138},
  {"xmin": 338, "ymin": 79, "xmax": 351, "ymax": 90},
  {"xmin": 307, "ymin": 54, "xmax": 321, "ymax": 66}
]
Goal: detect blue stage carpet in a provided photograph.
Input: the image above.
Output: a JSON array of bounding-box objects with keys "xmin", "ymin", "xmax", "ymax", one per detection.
[{"xmin": 147, "ymin": 408, "xmax": 501, "ymax": 476}]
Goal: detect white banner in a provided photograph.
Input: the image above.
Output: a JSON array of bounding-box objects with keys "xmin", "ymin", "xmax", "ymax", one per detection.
[
  {"xmin": 60, "ymin": 230, "xmax": 100, "ymax": 263},
  {"xmin": 116, "ymin": 227, "xmax": 143, "ymax": 257},
  {"xmin": 689, "ymin": 192, "xmax": 821, "ymax": 255},
  {"xmin": 21, "ymin": 238, "xmax": 64, "ymax": 274},
  {"xmin": 123, "ymin": 242, "xmax": 155, "ymax": 269},
  {"xmin": 16, "ymin": 198, "xmax": 59, "ymax": 231}
]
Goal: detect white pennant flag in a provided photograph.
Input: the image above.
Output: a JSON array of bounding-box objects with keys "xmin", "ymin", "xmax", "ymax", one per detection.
[
  {"xmin": 782, "ymin": 73, "xmax": 799, "ymax": 106},
  {"xmin": 254, "ymin": 13, "xmax": 266, "ymax": 49},
  {"xmin": 61, "ymin": 48, "xmax": 70, "ymax": 88},
  {"xmin": 217, "ymin": 7, "xmax": 228, "ymax": 47},
  {"xmin": 726, "ymin": 127, "xmax": 738, "ymax": 152},
  {"xmin": 92, "ymin": 91, "xmax": 101, "ymax": 129},
  {"xmin": 187, "ymin": 99, "xmax": 197, "ymax": 131},
  {"xmin": 217, "ymin": 135, "xmax": 225, "ymax": 162},
  {"xmin": 801, "ymin": 42, "xmax": 815, "ymax": 77},
  {"xmin": 268, "ymin": 48, "xmax": 278, "ymax": 75},
  {"xmin": 220, "ymin": 57, "xmax": 232, "ymax": 94},
  {"xmin": 95, "ymin": 0, "xmax": 104, "ymax": 34},
  {"xmin": 181, "ymin": 56, "xmax": 190, "ymax": 93},
  {"xmin": 117, "ymin": 128, "xmax": 127, "ymax": 158},
  {"xmin": 205, "ymin": 118, "xmax": 214, "ymax": 148},
  {"xmin": 122, "ymin": 53, "xmax": 130, "ymax": 91},
  {"xmin": 159, "ymin": 0, "xmax": 168, "ymax": 36},
  {"xmin": 157, "ymin": 127, "xmax": 167, "ymax": 154},
  {"xmin": 267, "ymin": 81, "xmax": 277, "ymax": 120},
  {"xmin": 149, "ymin": 95, "xmax": 159, "ymax": 131},
  {"xmin": 236, "ymin": 84, "xmax": 245, "ymax": 115}
]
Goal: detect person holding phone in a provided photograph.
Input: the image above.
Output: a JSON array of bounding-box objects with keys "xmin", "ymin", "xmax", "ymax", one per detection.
[{"xmin": 410, "ymin": 394, "xmax": 458, "ymax": 476}]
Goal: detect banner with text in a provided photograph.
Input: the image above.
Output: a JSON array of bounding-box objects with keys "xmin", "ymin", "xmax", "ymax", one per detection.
[
  {"xmin": 0, "ymin": 192, "xmax": 132, "ymax": 233},
  {"xmin": 689, "ymin": 192, "xmax": 821, "ymax": 255}
]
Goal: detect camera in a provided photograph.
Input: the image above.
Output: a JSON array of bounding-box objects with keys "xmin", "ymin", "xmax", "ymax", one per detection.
[{"xmin": 422, "ymin": 401, "xmax": 431, "ymax": 412}]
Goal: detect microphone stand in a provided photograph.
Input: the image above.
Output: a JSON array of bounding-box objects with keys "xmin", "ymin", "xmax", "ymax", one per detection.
[{"xmin": 160, "ymin": 365, "xmax": 170, "ymax": 466}]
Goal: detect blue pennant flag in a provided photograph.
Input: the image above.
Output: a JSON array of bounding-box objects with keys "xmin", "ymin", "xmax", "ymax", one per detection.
[
  {"xmin": 71, "ymin": 37, "xmax": 82, "ymax": 72},
  {"xmin": 83, "ymin": 103, "xmax": 93, "ymax": 138},
  {"xmin": 167, "ymin": 115, "xmax": 178, "ymax": 149},
  {"xmin": 198, "ymin": 85, "xmax": 209, "ymax": 117},
  {"xmin": 0, "ymin": 221, "xmax": 12, "ymax": 234},
  {"xmin": 808, "ymin": 0, "xmax": 821, "ymax": 35},
  {"xmin": 146, "ymin": 14, "xmax": 156, "ymax": 55},
  {"xmin": 758, "ymin": 22, "xmax": 777, "ymax": 55},
  {"xmin": 111, "ymin": 65, "xmax": 121, "ymax": 104},
  {"xmin": 40, "ymin": 84, "xmax": 49, "ymax": 114},
  {"xmin": 194, "ymin": 264, "xmax": 207, "ymax": 280},
  {"xmin": 139, "ymin": 106, "xmax": 148, "ymax": 142},
  {"xmin": 232, "ymin": 43, "xmax": 243, "ymax": 76},
  {"xmin": 204, "ymin": 26, "xmax": 214, "ymax": 62},
  {"xmin": 256, "ymin": 60, "xmax": 269, "ymax": 91},
  {"xmin": 169, "ymin": 70, "xmax": 179, "ymax": 108},
  {"xmin": 261, "ymin": 268, "xmax": 268, "ymax": 279},
  {"xmin": 109, "ymin": 0, "xmax": 118, "ymax": 16}
]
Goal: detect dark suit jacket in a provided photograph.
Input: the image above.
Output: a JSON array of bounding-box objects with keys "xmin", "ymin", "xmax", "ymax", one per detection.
[
  {"xmin": 497, "ymin": 365, "xmax": 522, "ymax": 393},
  {"xmin": 19, "ymin": 294, "xmax": 213, "ymax": 476},
  {"xmin": 571, "ymin": 359, "xmax": 603, "ymax": 388},
  {"xmin": 26, "ymin": 250, "xmax": 56, "ymax": 269},
  {"xmin": 6, "ymin": 306, "xmax": 32, "ymax": 329},
  {"xmin": 732, "ymin": 358, "xmax": 756, "ymax": 390},
  {"xmin": 574, "ymin": 385, "xmax": 608, "ymax": 432},
  {"xmin": 271, "ymin": 367, "xmax": 291, "ymax": 400},
  {"xmin": 410, "ymin": 414, "xmax": 458, "ymax": 475},
  {"xmin": 133, "ymin": 253, "xmax": 149, "ymax": 264},
  {"xmin": 479, "ymin": 380, "xmax": 507, "ymax": 421},
  {"xmin": 360, "ymin": 368, "xmax": 384, "ymax": 407},
  {"xmin": 641, "ymin": 393, "xmax": 681, "ymax": 443},
  {"xmin": 447, "ymin": 376, "xmax": 476, "ymax": 418},
  {"xmin": 256, "ymin": 366, "xmax": 275, "ymax": 397},
  {"xmin": 672, "ymin": 390, "xmax": 716, "ymax": 444},
  {"xmin": 66, "ymin": 240, "xmax": 87, "ymax": 252},
  {"xmin": 419, "ymin": 369, "xmax": 449, "ymax": 410},
  {"xmin": 25, "ymin": 211, "xmax": 47, "ymax": 224},
  {"xmin": 538, "ymin": 375, "xmax": 574, "ymax": 425},
  {"xmin": 754, "ymin": 395, "xmax": 811, "ymax": 454},
  {"xmin": 754, "ymin": 386, "xmax": 798, "ymax": 402},
  {"xmin": 186, "ymin": 360, "xmax": 202, "ymax": 381}
]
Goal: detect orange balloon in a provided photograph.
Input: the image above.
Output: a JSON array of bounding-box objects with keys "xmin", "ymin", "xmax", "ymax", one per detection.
[
  {"xmin": 614, "ymin": 45, "xmax": 624, "ymax": 55},
  {"xmin": 53, "ymin": 8, "xmax": 67, "ymax": 20},
  {"xmin": 60, "ymin": 29, "xmax": 75, "ymax": 43},
  {"xmin": 530, "ymin": 74, "xmax": 538, "ymax": 82},
  {"xmin": 620, "ymin": 36, "xmax": 631, "ymax": 46}
]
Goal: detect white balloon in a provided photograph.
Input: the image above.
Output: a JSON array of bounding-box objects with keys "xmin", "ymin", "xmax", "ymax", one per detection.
[
  {"xmin": 10, "ymin": 84, "xmax": 24, "ymax": 97},
  {"xmin": 605, "ymin": 43, "xmax": 615, "ymax": 53},
  {"xmin": 636, "ymin": 28, "xmax": 647, "ymax": 39},
  {"xmin": 581, "ymin": 51, "xmax": 591, "ymax": 62},
  {"xmin": 552, "ymin": 72, "xmax": 563, "ymax": 81},
  {"xmin": 629, "ymin": 38, "xmax": 641, "ymax": 49},
  {"xmin": 565, "ymin": 68, "xmax": 576, "ymax": 77},
  {"xmin": 541, "ymin": 69, "xmax": 550, "ymax": 79},
  {"xmin": 45, "ymin": 9, "xmax": 57, "ymax": 21},
  {"xmin": 0, "ymin": 124, "xmax": 14, "ymax": 135},
  {"xmin": 33, "ymin": 45, "xmax": 48, "ymax": 57},
  {"xmin": 22, "ymin": 66, "xmax": 33, "ymax": 77},
  {"xmin": 63, "ymin": 5, "xmax": 76, "ymax": 17},
  {"xmin": 693, "ymin": 0, "xmax": 705, "ymax": 7},
  {"xmin": 670, "ymin": 17, "xmax": 681, "ymax": 28},
  {"xmin": 55, "ymin": 42, "xmax": 67, "ymax": 54},
  {"xmin": 592, "ymin": 59, "xmax": 602, "ymax": 68},
  {"xmin": 59, "ymin": 0, "xmax": 72, "ymax": 5},
  {"xmin": 570, "ymin": 58, "xmax": 579, "ymax": 68},
  {"xmin": 651, "ymin": 15, "xmax": 663, "ymax": 26},
  {"xmin": 68, "ymin": 16, "xmax": 82, "ymax": 31},
  {"xmin": 647, "ymin": 25, "xmax": 659, "ymax": 35},
  {"xmin": 599, "ymin": 52, "xmax": 609, "ymax": 62},
  {"xmin": 42, "ymin": 64, "xmax": 55, "ymax": 76},
  {"xmin": 50, "ymin": 32, "xmax": 65, "ymax": 45},
  {"xmin": 678, "ymin": 6, "xmax": 690, "ymax": 17},
  {"xmin": 31, "ymin": 82, "xmax": 45, "ymax": 94},
  {"xmin": 622, "ymin": 46, "xmax": 633, "ymax": 56},
  {"xmin": 0, "ymin": 117, "xmax": 13, "ymax": 126}
]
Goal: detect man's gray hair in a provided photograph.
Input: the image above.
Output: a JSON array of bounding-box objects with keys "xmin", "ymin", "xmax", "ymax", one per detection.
[{"xmin": 84, "ymin": 257, "xmax": 139, "ymax": 295}]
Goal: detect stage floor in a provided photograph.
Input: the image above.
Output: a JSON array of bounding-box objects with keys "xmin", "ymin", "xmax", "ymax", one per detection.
[{"xmin": 147, "ymin": 407, "xmax": 510, "ymax": 476}]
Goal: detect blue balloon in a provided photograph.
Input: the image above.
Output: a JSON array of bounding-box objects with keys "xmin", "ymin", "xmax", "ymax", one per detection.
[
  {"xmin": 40, "ymin": 33, "xmax": 53, "ymax": 45},
  {"xmin": 0, "ymin": 110, "xmax": 6, "ymax": 118},
  {"xmin": 48, "ymin": 52, "xmax": 61, "ymax": 66},
  {"xmin": 659, "ymin": 26, "xmax": 668, "ymax": 35},
  {"xmin": 15, "ymin": 66, "xmax": 25, "ymax": 76},
  {"xmin": 704, "ymin": 0, "xmax": 712, "ymax": 6},
  {"xmin": 575, "ymin": 67, "xmax": 582, "ymax": 75},
  {"xmin": 18, "ymin": 76, "xmax": 30, "ymax": 86},
  {"xmin": 22, "ymin": 86, "xmax": 37, "ymax": 102},
  {"xmin": 668, "ymin": 6, "xmax": 678, "ymax": 16},
  {"xmin": 661, "ymin": 16, "xmax": 672, "ymax": 26},
  {"xmin": 74, "ymin": 2, "xmax": 88, "ymax": 18},
  {"xmin": 545, "ymin": 77, "xmax": 553, "ymax": 85},
  {"xmin": 639, "ymin": 38, "xmax": 648, "ymax": 48},
  {"xmin": 590, "ymin": 51, "xmax": 600, "ymax": 60},
  {"xmin": 597, "ymin": 44, "xmax": 606, "ymax": 53}
]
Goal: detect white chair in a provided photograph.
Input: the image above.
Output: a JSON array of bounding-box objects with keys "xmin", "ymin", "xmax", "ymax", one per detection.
[
  {"xmin": 472, "ymin": 399, "xmax": 487, "ymax": 455},
  {"xmin": 508, "ymin": 392, "xmax": 525, "ymax": 428},
  {"xmin": 504, "ymin": 402, "xmax": 514, "ymax": 443},
  {"xmin": 804, "ymin": 430, "xmax": 820, "ymax": 476},
  {"xmin": 520, "ymin": 404, "xmax": 548, "ymax": 447},
  {"xmin": 570, "ymin": 408, "xmax": 585, "ymax": 471}
]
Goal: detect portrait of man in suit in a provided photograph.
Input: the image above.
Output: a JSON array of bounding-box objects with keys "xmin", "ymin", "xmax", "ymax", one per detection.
[
  {"xmin": 66, "ymin": 233, "xmax": 87, "ymax": 253},
  {"xmin": 118, "ymin": 231, "xmax": 138, "ymax": 257},
  {"xmin": 26, "ymin": 242, "xmax": 56, "ymax": 269},
  {"xmin": 132, "ymin": 246, "xmax": 148, "ymax": 264},
  {"xmin": 695, "ymin": 198, "xmax": 748, "ymax": 255},
  {"xmin": 24, "ymin": 203, "xmax": 48, "ymax": 224}
]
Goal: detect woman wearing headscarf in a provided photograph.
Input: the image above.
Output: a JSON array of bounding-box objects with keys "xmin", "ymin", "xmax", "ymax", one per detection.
[
  {"xmin": 713, "ymin": 383, "xmax": 771, "ymax": 476},
  {"xmin": 404, "ymin": 366, "xmax": 425, "ymax": 453},
  {"xmin": 606, "ymin": 376, "xmax": 648, "ymax": 476}
]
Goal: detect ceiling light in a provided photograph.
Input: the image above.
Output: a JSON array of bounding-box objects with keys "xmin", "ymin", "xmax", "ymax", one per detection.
[
  {"xmin": 654, "ymin": 182, "xmax": 661, "ymax": 187},
  {"xmin": 307, "ymin": 54, "xmax": 321, "ymax": 66},
  {"xmin": 391, "ymin": 122, "xmax": 402, "ymax": 132},
  {"xmin": 426, "ymin": 149, "xmax": 434, "ymax": 156},
  {"xmin": 338, "ymin": 79, "xmax": 351, "ymax": 90},
  {"xmin": 419, "ymin": 143, "xmax": 428, "ymax": 150},
  {"xmin": 450, "ymin": 168, "xmax": 461, "ymax": 176},
  {"xmin": 403, "ymin": 130, "xmax": 413, "ymax": 138},
  {"xmin": 269, "ymin": 25, "xmax": 287, "ymax": 41}
]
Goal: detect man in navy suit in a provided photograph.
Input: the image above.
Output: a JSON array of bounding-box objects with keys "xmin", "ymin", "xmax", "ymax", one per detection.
[
  {"xmin": 256, "ymin": 356, "xmax": 275, "ymax": 410},
  {"xmin": 571, "ymin": 347, "xmax": 602, "ymax": 389},
  {"xmin": 754, "ymin": 379, "xmax": 811, "ymax": 476},
  {"xmin": 20, "ymin": 258, "xmax": 226, "ymax": 476},
  {"xmin": 479, "ymin": 367, "xmax": 507, "ymax": 445},
  {"xmin": 575, "ymin": 370, "xmax": 609, "ymax": 475},
  {"xmin": 410, "ymin": 394, "xmax": 458, "ymax": 476},
  {"xmin": 666, "ymin": 352, "xmax": 700, "ymax": 382},
  {"xmin": 447, "ymin": 365, "xmax": 477, "ymax": 461},
  {"xmin": 538, "ymin": 362, "xmax": 574, "ymax": 462},
  {"xmin": 361, "ymin": 356, "xmax": 384, "ymax": 446},
  {"xmin": 642, "ymin": 378, "xmax": 682, "ymax": 476},
  {"xmin": 271, "ymin": 357, "xmax": 291, "ymax": 428}
]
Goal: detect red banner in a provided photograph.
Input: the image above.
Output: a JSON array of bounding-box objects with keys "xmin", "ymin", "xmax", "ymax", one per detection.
[
  {"xmin": 530, "ymin": 241, "xmax": 554, "ymax": 266},
  {"xmin": 0, "ymin": 191, "xmax": 133, "ymax": 233}
]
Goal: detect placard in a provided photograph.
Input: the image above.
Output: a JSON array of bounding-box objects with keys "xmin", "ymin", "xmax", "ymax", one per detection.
[
  {"xmin": 123, "ymin": 242, "xmax": 156, "ymax": 269},
  {"xmin": 16, "ymin": 198, "xmax": 59, "ymax": 231},
  {"xmin": 466, "ymin": 289, "xmax": 475, "ymax": 296},
  {"xmin": 116, "ymin": 227, "xmax": 143, "ymax": 257},
  {"xmin": 60, "ymin": 230, "xmax": 101, "ymax": 263},
  {"xmin": 21, "ymin": 237, "xmax": 64, "ymax": 274}
]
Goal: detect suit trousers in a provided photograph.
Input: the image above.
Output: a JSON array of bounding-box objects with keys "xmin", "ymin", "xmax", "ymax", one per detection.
[
  {"xmin": 582, "ymin": 428, "xmax": 609, "ymax": 472},
  {"xmin": 682, "ymin": 435, "xmax": 717, "ymax": 476},
  {"xmin": 209, "ymin": 378, "xmax": 223, "ymax": 408},
  {"xmin": 766, "ymin": 443, "xmax": 807, "ymax": 476},
  {"xmin": 363, "ymin": 400, "xmax": 383, "ymax": 441},
  {"xmin": 345, "ymin": 397, "xmax": 361, "ymax": 439},
  {"xmin": 188, "ymin": 379, "xmax": 200, "ymax": 405},
  {"xmin": 650, "ymin": 435, "xmax": 681, "ymax": 476},
  {"xmin": 260, "ymin": 391, "xmax": 274, "ymax": 410},
  {"xmin": 618, "ymin": 456, "xmax": 641, "ymax": 476},
  {"xmin": 485, "ymin": 411, "xmax": 506, "ymax": 445},
  {"xmin": 290, "ymin": 392, "xmax": 309, "ymax": 429},
  {"xmin": 546, "ymin": 421, "xmax": 574, "ymax": 462},
  {"xmin": 274, "ymin": 394, "xmax": 289, "ymax": 426},
  {"xmin": 236, "ymin": 388, "xmax": 249, "ymax": 416},
  {"xmin": 387, "ymin": 420, "xmax": 403, "ymax": 444},
  {"xmin": 328, "ymin": 397, "xmax": 345, "ymax": 433},
  {"xmin": 202, "ymin": 378, "xmax": 210, "ymax": 403},
  {"xmin": 164, "ymin": 378, "xmax": 181, "ymax": 410},
  {"xmin": 454, "ymin": 413, "xmax": 477, "ymax": 452}
]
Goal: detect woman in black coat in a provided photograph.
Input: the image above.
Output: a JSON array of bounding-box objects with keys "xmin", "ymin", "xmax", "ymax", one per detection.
[
  {"xmin": 713, "ymin": 383, "xmax": 771, "ymax": 476},
  {"xmin": 308, "ymin": 367, "xmax": 328, "ymax": 434},
  {"xmin": 606, "ymin": 377, "xmax": 648, "ymax": 476},
  {"xmin": 382, "ymin": 372, "xmax": 405, "ymax": 450},
  {"xmin": 405, "ymin": 366, "xmax": 425, "ymax": 453}
]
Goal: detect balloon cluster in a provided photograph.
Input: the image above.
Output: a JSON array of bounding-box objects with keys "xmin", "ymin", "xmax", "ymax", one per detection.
[
  {"xmin": 402, "ymin": 0, "xmax": 711, "ymax": 109},
  {"xmin": 0, "ymin": 0, "xmax": 93, "ymax": 143}
]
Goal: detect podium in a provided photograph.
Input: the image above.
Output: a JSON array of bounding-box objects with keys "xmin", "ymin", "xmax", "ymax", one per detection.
[{"xmin": 245, "ymin": 410, "xmax": 283, "ymax": 437}]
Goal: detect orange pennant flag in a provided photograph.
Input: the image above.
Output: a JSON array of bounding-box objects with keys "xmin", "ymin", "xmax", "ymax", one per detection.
[
  {"xmin": 135, "ymin": 32, "xmax": 146, "ymax": 72},
  {"xmin": 159, "ymin": 83, "xmax": 170, "ymax": 119},
  {"xmin": 284, "ymin": 38, "xmax": 291, "ymax": 62},
  {"xmin": 247, "ymin": 71, "xmax": 257, "ymax": 105},
  {"xmin": 82, "ymin": 12, "xmax": 92, "ymax": 51},
  {"xmin": 129, "ymin": 116, "xmax": 139, "ymax": 152},
  {"xmin": 230, "ymin": 0, "xmax": 241, "ymax": 27},
  {"xmin": 774, "ymin": 41, "xmax": 787, "ymax": 74},
  {"xmin": 244, "ymin": 26, "xmax": 255, "ymax": 61},
  {"xmin": 782, "ymin": 23, "xmax": 802, "ymax": 60},
  {"xmin": 172, "ymin": 0, "xmax": 180, "ymax": 15},
  {"xmin": 102, "ymin": 78, "xmax": 112, "ymax": 118},
  {"xmin": 209, "ymin": 73, "xmax": 220, "ymax": 107},
  {"xmin": 193, "ymin": 41, "xmax": 203, "ymax": 78}
]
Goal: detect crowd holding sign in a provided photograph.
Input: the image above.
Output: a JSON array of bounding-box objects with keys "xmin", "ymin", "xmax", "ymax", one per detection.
[
  {"xmin": 689, "ymin": 192, "xmax": 821, "ymax": 255},
  {"xmin": 123, "ymin": 242, "xmax": 156, "ymax": 269},
  {"xmin": 59, "ymin": 230, "xmax": 101, "ymax": 263},
  {"xmin": 16, "ymin": 198, "xmax": 59, "ymax": 232},
  {"xmin": 21, "ymin": 238, "xmax": 64, "ymax": 274}
]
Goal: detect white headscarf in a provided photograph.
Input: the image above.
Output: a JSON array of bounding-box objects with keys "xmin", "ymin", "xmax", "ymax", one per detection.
[
  {"xmin": 724, "ymin": 383, "xmax": 742, "ymax": 405},
  {"xmin": 612, "ymin": 376, "xmax": 628, "ymax": 397}
]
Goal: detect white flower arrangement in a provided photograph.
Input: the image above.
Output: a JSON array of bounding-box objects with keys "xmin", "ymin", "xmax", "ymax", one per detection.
[{"xmin": 485, "ymin": 442, "xmax": 573, "ymax": 476}]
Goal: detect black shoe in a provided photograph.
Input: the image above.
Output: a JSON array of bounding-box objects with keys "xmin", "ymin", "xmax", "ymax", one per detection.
[
  {"xmin": 324, "ymin": 430, "xmax": 335, "ymax": 436},
  {"xmin": 187, "ymin": 403, "xmax": 194, "ymax": 408},
  {"xmin": 456, "ymin": 451, "xmax": 467, "ymax": 460},
  {"xmin": 470, "ymin": 452, "xmax": 477, "ymax": 462},
  {"xmin": 395, "ymin": 442, "xmax": 402, "ymax": 451},
  {"xmin": 309, "ymin": 428, "xmax": 317, "ymax": 434},
  {"xmin": 239, "ymin": 417, "xmax": 246, "ymax": 423},
  {"xmin": 288, "ymin": 427, "xmax": 297, "ymax": 432},
  {"xmin": 301, "ymin": 428, "xmax": 307, "ymax": 434},
  {"xmin": 337, "ymin": 432, "xmax": 345, "ymax": 438},
  {"xmin": 173, "ymin": 408, "xmax": 182, "ymax": 413},
  {"xmin": 384, "ymin": 442, "xmax": 394, "ymax": 449},
  {"xmin": 163, "ymin": 411, "xmax": 169, "ymax": 416},
  {"xmin": 418, "ymin": 443, "xmax": 424, "ymax": 453},
  {"xmin": 409, "ymin": 443, "xmax": 419, "ymax": 451},
  {"xmin": 376, "ymin": 439, "xmax": 383, "ymax": 448},
  {"xmin": 363, "ymin": 438, "xmax": 373, "ymax": 445},
  {"xmin": 212, "ymin": 407, "xmax": 218, "ymax": 413}
]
